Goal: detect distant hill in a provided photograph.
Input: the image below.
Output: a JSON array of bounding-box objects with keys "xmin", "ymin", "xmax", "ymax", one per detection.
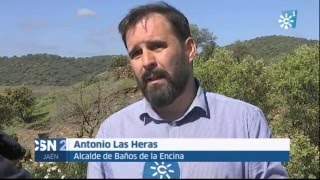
[
  {"xmin": 225, "ymin": 35, "xmax": 319, "ymax": 60},
  {"xmin": 1, "ymin": 35, "xmax": 318, "ymax": 86},
  {"xmin": 0, "ymin": 54, "xmax": 114, "ymax": 86}
]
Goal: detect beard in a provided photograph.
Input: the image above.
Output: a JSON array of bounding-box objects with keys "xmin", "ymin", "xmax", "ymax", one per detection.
[{"xmin": 135, "ymin": 55, "xmax": 190, "ymax": 109}]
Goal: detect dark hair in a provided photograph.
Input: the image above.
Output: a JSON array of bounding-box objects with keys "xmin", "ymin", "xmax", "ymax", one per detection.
[{"xmin": 118, "ymin": 1, "xmax": 191, "ymax": 48}]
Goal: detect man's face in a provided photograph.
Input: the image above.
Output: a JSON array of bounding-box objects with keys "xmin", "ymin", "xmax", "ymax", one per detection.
[{"xmin": 125, "ymin": 13, "xmax": 191, "ymax": 108}]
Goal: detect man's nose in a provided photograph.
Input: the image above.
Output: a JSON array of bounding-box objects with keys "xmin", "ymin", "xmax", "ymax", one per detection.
[{"xmin": 142, "ymin": 50, "xmax": 157, "ymax": 70}]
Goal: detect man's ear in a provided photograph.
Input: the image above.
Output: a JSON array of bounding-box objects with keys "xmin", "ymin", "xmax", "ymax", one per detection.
[{"xmin": 184, "ymin": 37, "xmax": 197, "ymax": 63}]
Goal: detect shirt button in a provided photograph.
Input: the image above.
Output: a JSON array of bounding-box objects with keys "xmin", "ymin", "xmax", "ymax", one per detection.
[{"xmin": 171, "ymin": 121, "xmax": 177, "ymax": 127}]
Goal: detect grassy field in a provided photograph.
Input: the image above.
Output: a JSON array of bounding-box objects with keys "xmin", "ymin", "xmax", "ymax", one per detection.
[{"xmin": 0, "ymin": 86, "xmax": 68, "ymax": 97}]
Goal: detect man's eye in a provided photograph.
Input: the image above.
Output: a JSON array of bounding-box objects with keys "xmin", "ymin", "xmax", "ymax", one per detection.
[
  {"xmin": 150, "ymin": 44, "xmax": 165, "ymax": 51},
  {"xmin": 130, "ymin": 49, "xmax": 142, "ymax": 59},
  {"xmin": 152, "ymin": 45, "xmax": 161, "ymax": 49}
]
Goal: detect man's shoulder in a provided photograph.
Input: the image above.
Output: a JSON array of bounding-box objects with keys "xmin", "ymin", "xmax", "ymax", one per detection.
[
  {"xmin": 204, "ymin": 91, "xmax": 270, "ymax": 138},
  {"xmin": 205, "ymin": 91, "xmax": 262, "ymax": 112},
  {"xmin": 96, "ymin": 99, "xmax": 145, "ymax": 137},
  {"xmin": 100, "ymin": 99, "xmax": 144, "ymax": 125},
  {"xmin": 116, "ymin": 98, "xmax": 144, "ymax": 113}
]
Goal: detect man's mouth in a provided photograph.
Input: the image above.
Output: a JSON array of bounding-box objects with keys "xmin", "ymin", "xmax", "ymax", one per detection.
[{"xmin": 145, "ymin": 75, "xmax": 165, "ymax": 83}]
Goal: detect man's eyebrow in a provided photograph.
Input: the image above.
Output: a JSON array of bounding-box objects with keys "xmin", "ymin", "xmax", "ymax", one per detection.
[
  {"xmin": 128, "ymin": 40, "xmax": 167, "ymax": 57},
  {"xmin": 147, "ymin": 40, "xmax": 167, "ymax": 46}
]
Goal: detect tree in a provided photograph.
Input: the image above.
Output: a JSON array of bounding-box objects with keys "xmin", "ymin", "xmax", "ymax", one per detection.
[
  {"xmin": 4, "ymin": 87, "xmax": 36, "ymax": 122},
  {"xmin": 189, "ymin": 24, "xmax": 217, "ymax": 58},
  {"xmin": 0, "ymin": 87, "xmax": 36, "ymax": 128},
  {"xmin": 65, "ymin": 86, "xmax": 101, "ymax": 138},
  {"xmin": 231, "ymin": 40, "xmax": 251, "ymax": 62},
  {"xmin": 61, "ymin": 82, "xmax": 110, "ymax": 138},
  {"xmin": 0, "ymin": 94, "xmax": 14, "ymax": 129}
]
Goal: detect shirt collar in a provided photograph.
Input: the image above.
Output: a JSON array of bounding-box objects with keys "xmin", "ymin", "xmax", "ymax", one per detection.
[{"xmin": 139, "ymin": 78, "xmax": 210, "ymax": 125}]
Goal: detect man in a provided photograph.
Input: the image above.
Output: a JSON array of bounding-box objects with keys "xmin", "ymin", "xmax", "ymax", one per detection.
[{"xmin": 87, "ymin": 2, "xmax": 288, "ymax": 178}]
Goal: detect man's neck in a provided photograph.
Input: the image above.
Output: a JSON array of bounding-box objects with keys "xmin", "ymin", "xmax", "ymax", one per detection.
[{"xmin": 154, "ymin": 77, "xmax": 197, "ymax": 121}]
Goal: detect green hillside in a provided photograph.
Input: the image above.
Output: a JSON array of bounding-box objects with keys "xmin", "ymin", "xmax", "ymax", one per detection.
[
  {"xmin": 225, "ymin": 35, "xmax": 319, "ymax": 60},
  {"xmin": 0, "ymin": 36, "xmax": 318, "ymax": 86},
  {"xmin": 1, "ymin": 43, "xmax": 319, "ymax": 179},
  {"xmin": 0, "ymin": 54, "xmax": 114, "ymax": 86}
]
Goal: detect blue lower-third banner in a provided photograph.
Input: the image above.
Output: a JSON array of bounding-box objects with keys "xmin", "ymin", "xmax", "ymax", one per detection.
[
  {"xmin": 34, "ymin": 138, "xmax": 290, "ymax": 162},
  {"xmin": 35, "ymin": 151, "xmax": 289, "ymax": 162}
]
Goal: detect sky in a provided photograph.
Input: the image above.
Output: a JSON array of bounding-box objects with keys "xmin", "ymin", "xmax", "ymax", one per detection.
[{"xmin": 0, "ymin": 0, "xmax": 319, "ymax": 57}]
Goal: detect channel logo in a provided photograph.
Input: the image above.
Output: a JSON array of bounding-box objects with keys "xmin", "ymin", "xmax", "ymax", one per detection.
[{"xmin": 34, "ymin": 138, "xmax": 66, "ymax": 151}]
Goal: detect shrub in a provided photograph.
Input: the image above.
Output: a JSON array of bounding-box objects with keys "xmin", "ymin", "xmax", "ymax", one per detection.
[
  {"xmin": 269, "ymin": 44, "xmax": 319, "ymax": 144},
  {"xmin": 26, "ymin": 161, "xmax": 87, "ymax": 179},
  {"xmin": 194, "ymin": 48, "xmax": 270, "ymax": 112},
  {"xmin": 109, "ymin": 55, "xmax": 128, "ymax": 68},
  {"xmin": 285, "ymin": 133, "xmax": 319, "ymax": 179}
]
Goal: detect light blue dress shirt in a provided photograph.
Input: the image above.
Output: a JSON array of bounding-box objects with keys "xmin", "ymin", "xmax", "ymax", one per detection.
[{"xmin": 87, "ymin": 83, "xmax": 288, "ymax": 178}]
